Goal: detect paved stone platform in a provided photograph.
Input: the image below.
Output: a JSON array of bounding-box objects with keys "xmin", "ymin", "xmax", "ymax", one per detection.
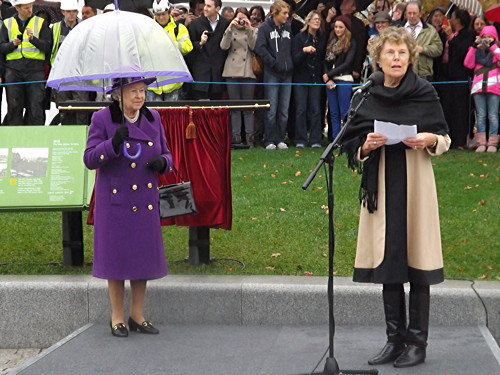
[{"xmin": 11, "ymin": 324, "xmax": 500, "ymax": 375}]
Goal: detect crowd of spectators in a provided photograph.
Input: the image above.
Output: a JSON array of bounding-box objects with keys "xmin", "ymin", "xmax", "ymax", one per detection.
[{"xmin": 0, "ymin": 0, "xmax": 498, "ymax": 151}]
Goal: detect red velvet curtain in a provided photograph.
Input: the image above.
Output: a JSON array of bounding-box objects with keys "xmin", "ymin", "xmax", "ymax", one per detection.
[{"xmin": 158, "ymin": 108, "xmax": 232, "ymax": 230}]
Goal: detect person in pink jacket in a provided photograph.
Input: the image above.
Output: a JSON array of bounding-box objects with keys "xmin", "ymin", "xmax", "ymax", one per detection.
[{"xmin": 464, "ymin": 25, "xmax": 500, "ymax": 152}]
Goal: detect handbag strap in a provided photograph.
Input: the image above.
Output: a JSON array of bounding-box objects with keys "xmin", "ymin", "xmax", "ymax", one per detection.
[{"xmin": 170, "ymin": 164, "xmax": 187, "ymax": 182}]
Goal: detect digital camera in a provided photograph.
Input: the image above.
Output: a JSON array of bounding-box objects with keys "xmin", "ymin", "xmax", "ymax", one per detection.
[{"xmin": 238, "ymin": 19, "xmax": 245, "ymax": 26}]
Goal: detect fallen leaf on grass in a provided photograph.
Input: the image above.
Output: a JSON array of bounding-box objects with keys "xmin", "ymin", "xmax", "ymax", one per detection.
[
  {"xmin": 304, "ymin": 271, "xmax": 314, "ymax": 276},
  {"xmin": 478, "ymin": 200, "xmax": 486, "ymax": 206},
  {"xmin": 316, "ymin": 186, "xmax": 323, "ymax": 190},
  {"xmin": 271, "ymin": 253, "xmax": 281, "ymax": 258},
  {"xmin": 263, "ymin": 164, "xmax": 267, "ymax": 168},
  {"xmin": 318, "ymin": 228, "xmax": 324, "ymax": 233},
  {"xmin": 322, "ymin": 253, "xmax": 327, "ymax": 257},
  {"xmin": 227, "ymin": 267, "xmax": 234, "ymax": 272},
  {"xmin": 478, "ymin": 274, "xmax": 489, "ymax": 279},
  {"xmin": 244, "ymin": 177, "xmax": 251, "ymax": 181},
  {"xmin": 464, "ymin": 186, "xmax": 472, "ymax": 190},
  {"xmin": 469, "ymin": 173, "xmax": 475, "ymax": 177},
  {"xmin": 271, "ymin": 174, "xmax": 276, "ymax": 178},
  {"xmin": 279, "ymin": 207, "xmax": 287, "ymax": 212},
  {"xmin": 281, "ymin": 181, "xmax": 287, "ymax": 184},
  {"xmin": 238, "ymin": 157, "xmax": 243, "ymax": 161},
  {"xmin": 266, "ymin": 266, "xmax": 275, "ymax": 270},
  {"xmin": 321, "ymin": 205, "xmax": 328, "ymax": 210},
  {"xmin": 480, "ymin": 174, "xmax": 487, "ymax": 178},
  {"xmin": 295, "ymin": 171, "xmax": 301, "ymax": 177},
  {"xmin": 486, "ymin": 265, "xmax": 493, "ymax": 270},
  {"xmin": 482, "ymin": 163, "xmax": 487, "ymax": 167},
  {"xmin": 251, "ymin": 217, "xmax": 258, "ymax": 221}
]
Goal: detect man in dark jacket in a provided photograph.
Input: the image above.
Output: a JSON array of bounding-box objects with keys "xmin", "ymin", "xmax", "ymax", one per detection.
[
  {"xmin": 255, "ymin": 0, "xmax": 294, "ymax": 149},
  {"xmin": 186, "ymin": 0, "xmax": 229, "ymax": 100},
  {"xmin": 440, "ymin": 7, "xmax": 475, "ymax": 148},
  {"xmin": 0, "ymin": 0, "xmax": 52, "ymax": 125}
]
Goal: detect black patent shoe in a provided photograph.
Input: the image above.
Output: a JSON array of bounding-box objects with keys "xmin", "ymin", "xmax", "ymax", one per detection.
[
  {"xmin": 393, "ymin": 344, "xmax": 426, "ymax": 368},
  {"xmin": 128, "ymin": 317, "xmax": 159, "ymax": 334},
  {"xmin": 368, "ymin": 342, "xmax": 406, "ymax": 365},
  {"xmin": 110, "ymin": 322, "xmax": 128, "ymax": 337}
]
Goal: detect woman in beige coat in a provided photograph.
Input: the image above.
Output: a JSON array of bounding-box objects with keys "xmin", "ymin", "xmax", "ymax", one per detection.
[
  {"xmin": 220, "ymin": 7, "xmax": 257, "ymax": 147},
  {"xmin": 341, "ymin": 28, "xmax": 451, "ymax": 369}
]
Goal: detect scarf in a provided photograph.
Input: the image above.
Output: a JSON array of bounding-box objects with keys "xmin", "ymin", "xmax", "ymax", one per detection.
[
  {"xmin": 475, "ymin": 47, "xmax": 493, "ymax": 67},
  {"xmin": 340, "ymin": 70, "xmax": 448, "ymax": 213},
  {"xmin": 325, "ymin": 37, "xmax": 344, "ymax": 62}
]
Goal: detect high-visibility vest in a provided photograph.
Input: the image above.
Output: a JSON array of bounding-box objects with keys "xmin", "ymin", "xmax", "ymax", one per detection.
[
  {"xmin": 148, "ymin": 16, "xmax": 193, "ymax": 95},
  {"xmin": 50, "ymin": 21, "xmax": 62, "ymax": 65},
  {"xmin": 4, "ymin": 16, "xmax": 45, "ymax": 61}
]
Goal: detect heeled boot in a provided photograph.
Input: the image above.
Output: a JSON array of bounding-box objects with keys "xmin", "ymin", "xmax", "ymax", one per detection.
[
  {"xmin": 393, "ymin": 283, "xmax": 429, "ymax": 368},
  {"xmin": 368, "ymin": 284, "xmax": 407, "ymax": 365}
]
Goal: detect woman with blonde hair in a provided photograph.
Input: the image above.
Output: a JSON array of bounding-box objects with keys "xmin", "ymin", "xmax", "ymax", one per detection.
[
  {"xmin": 292, "ymin": 10, "xmax": 327, "ymax": 147},
  {"xmin": 341, "ymin": 27, "xmax": 450, "ymax": 368}
]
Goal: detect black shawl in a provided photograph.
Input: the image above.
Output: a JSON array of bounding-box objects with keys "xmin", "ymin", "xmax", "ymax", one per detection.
[{"xmin": 340, "ymin": 70, "xmax": 448, "ymax": 213}]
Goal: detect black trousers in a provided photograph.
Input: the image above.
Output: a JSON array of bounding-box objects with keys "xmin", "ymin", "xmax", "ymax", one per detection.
[{"xmin": 3, "ymin": 68, "xmax": 46, "ymax": 125}]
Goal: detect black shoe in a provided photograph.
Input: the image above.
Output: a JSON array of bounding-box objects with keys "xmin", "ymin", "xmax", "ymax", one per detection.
[
  {"xmin": 110, "ymin": 322, "xmax": 128, "ymax": 337},
  {"xmin": 368, "ymin": 342, "xmax": 406, "ymax": 365},
  {"xmin": 128, "ymin": 317, "xmax": 159, "ymax": 334},
  {"xmin": 393, "ymin": 344, "xmax": 426, "ymax": 368}
]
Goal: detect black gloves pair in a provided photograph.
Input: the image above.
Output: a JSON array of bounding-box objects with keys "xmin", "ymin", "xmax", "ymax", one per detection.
[{"xmin": 112, "ymin": 125, "xmax": 129, "ymax": 153}]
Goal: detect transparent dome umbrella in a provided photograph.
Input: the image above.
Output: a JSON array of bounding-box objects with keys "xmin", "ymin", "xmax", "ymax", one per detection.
[{"xmin": 46, "ymin": 9, "xmax": 192, "ymax": 93}]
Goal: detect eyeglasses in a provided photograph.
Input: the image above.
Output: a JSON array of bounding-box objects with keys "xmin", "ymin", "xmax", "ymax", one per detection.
[{"xmin": 382, "ymin": 50, "xmax": 409, "ymax": 58}]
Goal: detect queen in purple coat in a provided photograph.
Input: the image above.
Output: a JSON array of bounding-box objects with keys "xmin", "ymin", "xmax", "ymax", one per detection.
[{"xmin": 84, "ymin": 77, "xmax": 172, "ymax": 338}]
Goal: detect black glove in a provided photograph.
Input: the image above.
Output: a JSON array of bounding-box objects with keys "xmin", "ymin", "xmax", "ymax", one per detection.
[
  {"xmin": 146, "ymin": 156, "xmax": 166, "ymax": 172},
  {"xmin": 112, "ymin": 125, "xmax": 129, "ymax": 153}
]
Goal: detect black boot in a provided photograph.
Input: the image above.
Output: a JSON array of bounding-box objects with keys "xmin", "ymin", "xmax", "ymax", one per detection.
[
  {"xmin": 368, "ymin": 284, "xmax": 407, "ymax": 365},
  {"xmin": 393, "ymin": 283, "xmax": 429, "ymax": 368}
]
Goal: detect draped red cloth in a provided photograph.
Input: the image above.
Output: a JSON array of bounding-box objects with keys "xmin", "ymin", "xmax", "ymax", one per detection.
[
  {"xmin": 87, "ymin": 107, "xmax": 232, "ymax": 230},
  {"xmin": 158, "ymin": 107, "xmax": 232, "ymax": 230}
]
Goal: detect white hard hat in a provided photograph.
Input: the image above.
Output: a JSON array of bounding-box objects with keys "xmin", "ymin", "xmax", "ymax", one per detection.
[
  {"xmin": 152, "ymin": 0, "xmax": 171, "ymax": 14},
  {"xmin": 103, "ymin": 3, "xmax": 116, "ymax": 12},
  {"xmin": 13, "ymin": 0, "xmax": 35, "ymax": 6},
  {"xmin": 60, "ymin": 0, "xmax": 79, "ymax": 11}
]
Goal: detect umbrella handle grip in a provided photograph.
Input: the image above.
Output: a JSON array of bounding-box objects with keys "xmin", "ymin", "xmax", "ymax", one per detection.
[{"xmin": 122, "ymin": 142, "xmax": 142, "ymax": 160}]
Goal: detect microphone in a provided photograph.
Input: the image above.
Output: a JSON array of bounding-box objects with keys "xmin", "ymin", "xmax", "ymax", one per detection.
[{"xmin": 352, "ymin": 71, "xmax": 384, "ymax": 94}]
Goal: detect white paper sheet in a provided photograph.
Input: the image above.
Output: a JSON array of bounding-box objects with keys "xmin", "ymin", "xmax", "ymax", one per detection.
[{"xmin": 374, "ymin": 120, "xmax": 417, "ymax": 145}]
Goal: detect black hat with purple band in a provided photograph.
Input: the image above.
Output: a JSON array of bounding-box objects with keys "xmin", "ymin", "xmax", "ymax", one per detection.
[{"xmin": 106, "ymin": 76, "xmax": 156, "ymax": 94}]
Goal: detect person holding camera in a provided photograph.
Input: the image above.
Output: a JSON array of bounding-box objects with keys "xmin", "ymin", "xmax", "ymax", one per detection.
[
  {"xmin": 186, "ymin": 0, "xmax": 229, "ymax": 100},
  {"xmin": 220, "ymin": 7, "xmax": 257, "ymax": 147},
  {"xmin": 464, "ymin": 26, "xmax": 500, "ymax": 153},
  {"xmin": 0, "ymin": 0, "xmax": 52, "ymax": 125}
]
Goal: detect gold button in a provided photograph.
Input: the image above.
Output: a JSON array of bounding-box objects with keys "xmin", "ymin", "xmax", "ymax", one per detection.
[
  {"xmin": 147, "ymin": 182, "xmax": 153, "ymax": 188},
  {"xmin": 112, "ymin": 189, "xmax": 117, "ymax": 194},
  {"xmin": 148, "ymin": 205, "xmax": 153, "ymax": 210},
  {"xmin": 148, "ymin": 141, "xmax": 153, "ymax": 146},
  {"xmin": 126, "ymin": 143, "xmax": 131, "ymax": 149},
  {"xmin": 130, "ymin": 163, "xmax": 136, "ymax": 168},
  {"xmin": 132, "ymin": 184, "xmax": 137, "ymax": 190},
  {"xmin": 99, "ymin": 155, "xmax": 104, "ymax": 160},
  {"xmin": 132, "ymin": 206, "xmax": 137, "ymax": 212}
]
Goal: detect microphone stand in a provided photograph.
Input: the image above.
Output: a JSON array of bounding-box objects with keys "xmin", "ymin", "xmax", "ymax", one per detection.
[{"xmin": 302, "ymin": 88, "xmax": 378, "ymax": 375}]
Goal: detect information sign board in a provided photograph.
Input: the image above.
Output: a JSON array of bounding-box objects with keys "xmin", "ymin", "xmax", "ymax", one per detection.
[{"xmin": 0, "ymin": 126, "xmax": 89, "ymax": 211}]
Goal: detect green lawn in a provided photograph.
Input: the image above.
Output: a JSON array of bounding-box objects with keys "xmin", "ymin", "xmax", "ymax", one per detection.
[{"xmin": 0, "ymin": 148, "xmax": 498, "ymax": 280}]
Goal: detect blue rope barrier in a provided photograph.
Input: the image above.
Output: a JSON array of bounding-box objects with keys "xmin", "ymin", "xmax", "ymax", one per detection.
[{"xmin": 0, "ymin": 79, "xmax": 473, "ymax": 88}]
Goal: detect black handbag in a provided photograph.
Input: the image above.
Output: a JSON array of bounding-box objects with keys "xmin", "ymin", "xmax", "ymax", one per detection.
[{"xmin": 158, "ymin": 166, "xmax": 196, "ymax": 219}]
